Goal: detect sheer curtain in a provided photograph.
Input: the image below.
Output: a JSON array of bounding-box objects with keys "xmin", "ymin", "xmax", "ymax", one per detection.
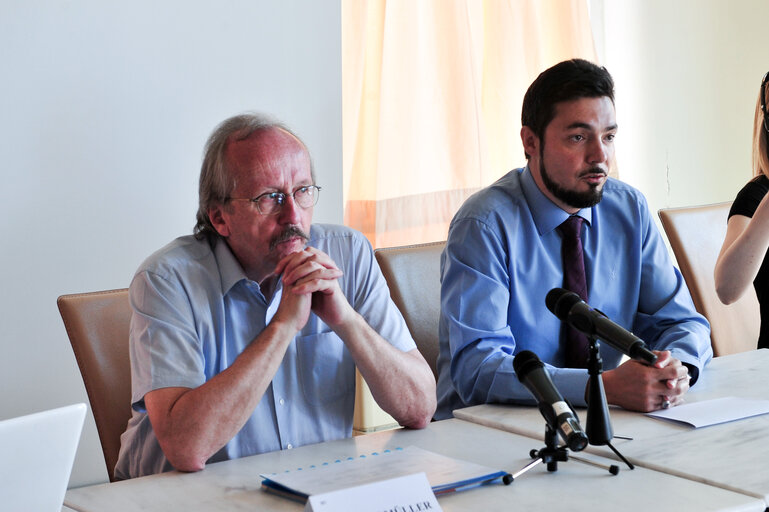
[{"xmin": 343, "ymin": 0, "xmax": 597, "ymax": 248}]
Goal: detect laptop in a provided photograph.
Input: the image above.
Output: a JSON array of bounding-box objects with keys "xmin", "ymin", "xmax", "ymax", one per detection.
[{"xmin": 0, "ymin": 403, "xmax": 87, "ymax": 512}]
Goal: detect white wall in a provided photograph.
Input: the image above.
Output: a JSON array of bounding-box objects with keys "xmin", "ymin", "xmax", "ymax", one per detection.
[
  {"xmin": 593, "ymin": 0, "xmax": 769, "ymax": 217},
  {"xmin": 0, "ymin": 1, "xmax": 341, "ymax": 486}
]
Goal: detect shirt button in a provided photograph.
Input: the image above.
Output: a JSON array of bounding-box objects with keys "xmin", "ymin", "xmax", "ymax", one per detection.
[
  {"xmin": 279, "ymin": 398, "xmax": 285, "ymax": 406},
  {"xmin": 287, "ymin": 443, "xmax": 293, "ymax": 449}
]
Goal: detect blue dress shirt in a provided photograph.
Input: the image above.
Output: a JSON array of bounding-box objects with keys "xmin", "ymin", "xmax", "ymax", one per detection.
[
  {"xmin": 435, "ymin": 167, "xmax": 712, "ymax": 419},
  {"xmin": 114, "ymin": 224, "xmax": 415, "ymax": 479}
]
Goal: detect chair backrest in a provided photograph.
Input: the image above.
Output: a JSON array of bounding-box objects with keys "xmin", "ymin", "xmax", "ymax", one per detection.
[
  {"xmin": 658, "ymin": 203, "xmax": 759, "ymax": 356},
  {"xmin": 57, "ymin": 289, "xmax": 132, "ymax": 481},
  {"xmin": 374, "ymin": 241, "xmax": 446, "ymax": 379}
]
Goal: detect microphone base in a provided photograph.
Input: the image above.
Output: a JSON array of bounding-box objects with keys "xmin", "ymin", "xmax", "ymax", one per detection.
[
  {"xmin": 511, "ymin": 423, "xmax": 620, "ymax": 481},
  {"xmin": 604, "ymin": 440, "xmax": 635, "ymax": 470},
  {"xmin": 585, "ymin": 336, "xmax": 634, "ymax": 470},
  {"xmin": 585, "ymin": 338, "xmax": 614, "ymax": 444}
]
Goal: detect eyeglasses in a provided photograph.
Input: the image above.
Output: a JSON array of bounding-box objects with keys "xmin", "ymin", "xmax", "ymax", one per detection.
[
  {"xmin": 228, "ymin": 185, "xmax": 321, "ymax": 215},
  {"xmin": 762, "ymin": 71, "xmax": 769, "ymax": 133}
]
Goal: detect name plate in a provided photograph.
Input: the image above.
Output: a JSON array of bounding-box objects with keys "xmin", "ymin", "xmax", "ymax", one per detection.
[{"xmin": 305, "ymin": 472, "xmax": 442, "ymax": 512}]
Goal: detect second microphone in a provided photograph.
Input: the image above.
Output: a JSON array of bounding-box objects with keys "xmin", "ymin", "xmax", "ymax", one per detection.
[{"xmin": 513, "ymin": 350, "xmax": 588, "ymax": 452}]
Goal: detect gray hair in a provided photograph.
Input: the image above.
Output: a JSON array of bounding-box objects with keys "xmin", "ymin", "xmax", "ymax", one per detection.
[{"xmin": 193, "ymin": 112, "xmax": 314, "ymax": 241}]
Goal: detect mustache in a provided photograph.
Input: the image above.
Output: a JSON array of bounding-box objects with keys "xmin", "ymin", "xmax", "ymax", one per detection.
[{"xmin": 269, "ymin": 225, "xmax": 310, "ymax": 251}]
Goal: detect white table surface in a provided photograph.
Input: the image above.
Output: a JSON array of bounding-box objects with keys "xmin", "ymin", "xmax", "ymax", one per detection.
[
  {"xmin": 453, "ymin": 349, "xmax": 769, "ymax": 504},
  {"xmin": 64, "ymin": 419, "xmax": 763, "ymax": 512}
]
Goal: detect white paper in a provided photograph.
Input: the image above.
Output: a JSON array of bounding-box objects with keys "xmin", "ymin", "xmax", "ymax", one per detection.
[
  {"xmin": 304, "ymin": 472, "xmax": 442, "ymax": 512},
  {"xmin": 646, "ymin": 396, "xmax": 769, "ymax": 428}
]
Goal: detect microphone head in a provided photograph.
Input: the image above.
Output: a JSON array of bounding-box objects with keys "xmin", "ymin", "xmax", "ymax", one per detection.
[
  {"xmin": 513, "ymin": 350, "xmax": 544, "ymax": 382},
  {"xmin": 545, "ymin": 288, "xmax": 582, "ymax": 320}
]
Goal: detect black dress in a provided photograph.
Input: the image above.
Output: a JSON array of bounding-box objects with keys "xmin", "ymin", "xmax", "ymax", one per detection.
[{"xmin": 729, "ymin": 174, "xmax": 769, "ymax": 349}]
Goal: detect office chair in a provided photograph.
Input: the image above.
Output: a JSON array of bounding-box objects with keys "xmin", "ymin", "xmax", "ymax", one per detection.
[
  {"xmin": 57, "ymin": 288, "xmax": 132, "ymax": 482},
  {"xmin": 374, "ymin": 241, "xmax": 446, "ymax": 379},
  {"xmin": 659, "ymin": 203, "xmax": 759, "ymax": 356}
]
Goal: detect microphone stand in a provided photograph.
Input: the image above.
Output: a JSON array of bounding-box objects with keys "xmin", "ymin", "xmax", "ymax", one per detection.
[
  {"xmin": 511, "ymin": 405, "xmax": 619, "ymax": 481},
  {"xmin": 585, "ymin": 334, "xmax": 634, "ymax": 470}
]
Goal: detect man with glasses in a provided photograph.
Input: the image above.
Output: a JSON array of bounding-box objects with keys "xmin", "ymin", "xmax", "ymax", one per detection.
[
  {"xmin": 435, "ymin": 59, "xmax": 712, "ymax": 420},
  {"xmin": 115, "ymin": 113, "xmax": 436, "ymax": 479}
]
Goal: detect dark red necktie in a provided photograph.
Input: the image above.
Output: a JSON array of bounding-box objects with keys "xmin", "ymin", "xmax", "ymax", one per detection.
[{"xmin": 557, "ymin": 216, "xmax": 589, "ymax": 368}]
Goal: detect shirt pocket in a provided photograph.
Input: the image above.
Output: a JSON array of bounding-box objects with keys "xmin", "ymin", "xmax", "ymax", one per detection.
[{"xmin": 295, "ymin": 331, "xmax": 354, "ymax": 405}]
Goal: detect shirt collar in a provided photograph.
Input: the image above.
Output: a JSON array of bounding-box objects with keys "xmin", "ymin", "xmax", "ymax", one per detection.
[
  {"xmin": 213, "ymin": 238, "xmax": 249, "ymax": 294},
  {"xmin": 519, "ymin": 165, "xmax": 593, "ymax": 236}
]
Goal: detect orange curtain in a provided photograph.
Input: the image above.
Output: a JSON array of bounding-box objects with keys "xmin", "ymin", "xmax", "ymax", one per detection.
[{"xmin": 342, "ymin": 0, "xmax": 597, "ymax": 248}]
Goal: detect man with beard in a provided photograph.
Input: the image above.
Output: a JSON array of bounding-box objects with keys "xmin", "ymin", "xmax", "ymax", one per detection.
[
  {"xmin": 435, "ymin": 59, "xmax": 712, "ymax": 420},
  {"xmin": 115, "ymin": 113, "xmax": 436, "ymax": 479}
]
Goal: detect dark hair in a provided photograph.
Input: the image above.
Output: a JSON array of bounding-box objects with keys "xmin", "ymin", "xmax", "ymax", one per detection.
[
  {"xmin": 521, "ymin": 59, "xmax": 615, "ymax": 158},
  {"xmin": 193, "ymin": 113, "xmax": 313, "ymax": 242}
]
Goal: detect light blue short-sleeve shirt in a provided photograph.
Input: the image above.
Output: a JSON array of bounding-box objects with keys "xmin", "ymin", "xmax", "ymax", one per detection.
[{"xmin": 115, "ymin": 224, "xmax": 415, "ymax": 479}]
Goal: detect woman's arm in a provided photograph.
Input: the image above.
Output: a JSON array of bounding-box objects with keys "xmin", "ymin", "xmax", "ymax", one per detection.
[{"xmin": 715, "ymin": 193, "xmax": 769, "ymax": 303}]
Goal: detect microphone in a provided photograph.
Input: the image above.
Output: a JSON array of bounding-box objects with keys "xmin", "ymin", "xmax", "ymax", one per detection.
[
  {"xmin": 513, "ymin": 350, "xmax": 588, "ymax": 452},
  {"xmin": 545, "ymin": 288, "xmax": 657, "ymax": 364}
]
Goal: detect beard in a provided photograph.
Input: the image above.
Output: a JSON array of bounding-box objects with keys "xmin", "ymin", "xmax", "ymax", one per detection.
[{"xmin": 539, "ymin": 148, "xmax": 604, "ymax": 210}]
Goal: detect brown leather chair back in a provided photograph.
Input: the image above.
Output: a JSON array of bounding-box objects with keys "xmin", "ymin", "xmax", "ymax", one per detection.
[
  {"xmin": 375, "ymin": 241, "xmax": 445, "ymax": 379},
  {"xmin": 659, "ymin": 203, "xmax": 759, "ymax": 356},
  {"xmin": 57, "ymin": 289, "xmax": 132, "ymax": 481}
]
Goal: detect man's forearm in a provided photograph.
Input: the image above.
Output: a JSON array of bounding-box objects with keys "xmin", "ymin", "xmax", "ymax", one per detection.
[
  {"xmin": 146, "ymin": 319, "xmax": 297, "ymax": 471},
  {"xmin": 334, "ymin": 312, "xmax": 436, "ymax": 428}
]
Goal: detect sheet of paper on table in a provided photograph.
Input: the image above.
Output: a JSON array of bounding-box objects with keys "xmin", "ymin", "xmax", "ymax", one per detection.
[{"xmin": 646, "ymin": 396, "xmax": 769, "ymax": 428}]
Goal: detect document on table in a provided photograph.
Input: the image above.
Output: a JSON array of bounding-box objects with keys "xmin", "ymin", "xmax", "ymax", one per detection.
[
  {"xmin": 646, "ymin": 396, "xmax": 769, "ymax": 428},
  {"xmin": 260, "ymin": 445, "xmax": 510, "ymax": 503}
]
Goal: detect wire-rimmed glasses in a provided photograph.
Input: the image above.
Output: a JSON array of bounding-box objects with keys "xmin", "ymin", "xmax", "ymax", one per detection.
[{"xmin": 229, "ymin": 185, "xmax": 321, "ymax": 215}]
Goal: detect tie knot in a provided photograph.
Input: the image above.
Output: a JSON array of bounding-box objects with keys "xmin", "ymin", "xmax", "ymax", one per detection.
[{"xmin": 558, "ymin": 216, "xmax": 584, "ymax": 239}]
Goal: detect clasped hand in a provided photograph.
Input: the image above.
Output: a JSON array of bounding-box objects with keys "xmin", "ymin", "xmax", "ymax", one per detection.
[
  {"xmin": 602, "ymin": 350, "xmax": 690, "ymax": 412},
  {"xmin": 272, "ymin": 247, "xmax": 350, "ymax": 331}
]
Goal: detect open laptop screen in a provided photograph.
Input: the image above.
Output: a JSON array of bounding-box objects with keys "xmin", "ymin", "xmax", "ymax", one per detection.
[{"xmin": 0, "ymin": 403, "xmax": 86, "ymax": 512}]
